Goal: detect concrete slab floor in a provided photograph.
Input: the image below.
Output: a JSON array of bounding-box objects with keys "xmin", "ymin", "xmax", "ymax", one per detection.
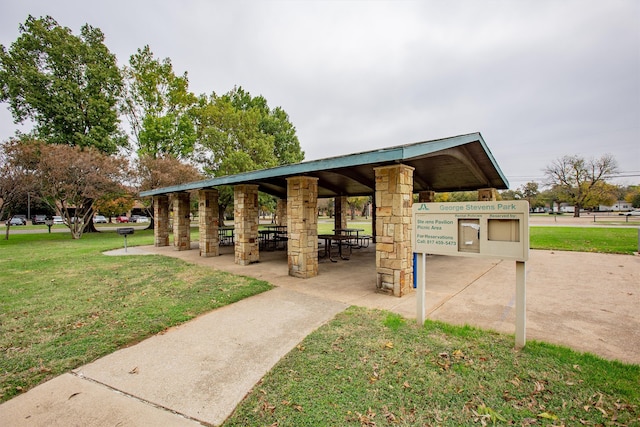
[{"xmin": 135, "ymin": 242, "xmax": 639, "ymax": 365}]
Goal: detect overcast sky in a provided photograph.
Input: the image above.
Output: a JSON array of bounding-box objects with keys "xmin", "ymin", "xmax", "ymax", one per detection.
[{"xmin": 1, "ymin": 0, "xmax": 638, "ymax": 189}]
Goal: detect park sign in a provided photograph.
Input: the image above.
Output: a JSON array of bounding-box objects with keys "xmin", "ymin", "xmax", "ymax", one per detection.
[
  {"xmin": 412, "ymin": 200, "xmax": 530, "ymax": 348},
  {"xmin": 412, "ymin": 200, "xmax": 530, "ymax": 262}
]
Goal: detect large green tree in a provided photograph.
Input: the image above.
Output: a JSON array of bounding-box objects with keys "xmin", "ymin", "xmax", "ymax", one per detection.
[
  {"xmin": 543, "ymin": 154, "xmax": 618, "ymax": 217},
  {"xmin": 194, "ymin": 87, "xmax": 304, "ymax": 221},
  {"xmin": 0, "ymin": 15, "xmax": 126, "ymax": 154},
  {"xmin": 135, "ymin": 154, "xmax": 203, "ymax": 227},
  {"xmin": 121, "ymin": 45, "xmax": 197, "ymax": 159}
]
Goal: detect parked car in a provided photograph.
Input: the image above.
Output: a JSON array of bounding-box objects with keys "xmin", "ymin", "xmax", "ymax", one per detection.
[
  {"xmin": 130, "ymin": 215, "xmax": 149, "ymax": 223},
  {"xmin": 116, "ymin": 216, "xmax": 129, "ymax": 223},
  {"xmin": 14, "ymin": 214, "xmax": 27, "ymax": 225},
  {"xmin": 32, "ymin": 215, "xmax": 47, "ymax": 225},
  {"xmin": 52, "ymin": 216, "xmax": 64, "ymax": 225},
  {"xmin": 624, "ymin": 210, "xmax": 640, "ymax": 216},
  {"xmin": 7, "ymin": 217, "xmax": 26, "ymax": 226},
  {"xmin": 93, "ymin": 215, "xmax": 107, "ymax": 223}
]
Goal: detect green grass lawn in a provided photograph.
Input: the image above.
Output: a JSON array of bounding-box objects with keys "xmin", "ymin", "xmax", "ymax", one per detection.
[
  {"xmin": 317, "ymin": 219, "xmax": 638, "ymax": 254},
  {"xmin": 223, "ymin": 307, "xmax": 639, "ymax": 426},
  {"xmin": 0, "ymin": 230, "xmax": 272, "ymax": 402},
  {"xmin": 530, "ymin": 226, "xmax": 638, "ymax": 254}
]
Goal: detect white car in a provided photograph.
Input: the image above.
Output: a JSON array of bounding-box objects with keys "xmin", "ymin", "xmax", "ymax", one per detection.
[
  {"xmin": 93, "ymin": 215, "xmax": 107, "ymax": 223},
  {"xmin": 625, "ymin": 210, "xmax": 640, "ymax": 216},
  {"xmin": 52, "ymin": 216, "xmax": 64, "ymax": 224}
]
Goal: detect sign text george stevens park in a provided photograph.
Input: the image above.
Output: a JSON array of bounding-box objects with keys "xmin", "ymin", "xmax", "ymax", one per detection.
[{"xmin": 412, "ymin": 201, "xmax": 529, "ymax": 262}]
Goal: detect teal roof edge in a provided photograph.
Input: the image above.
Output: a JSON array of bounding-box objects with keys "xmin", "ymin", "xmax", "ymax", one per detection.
[{"xmin": 139, "ymin": 132, "xmax": 509, "ymax": 197}]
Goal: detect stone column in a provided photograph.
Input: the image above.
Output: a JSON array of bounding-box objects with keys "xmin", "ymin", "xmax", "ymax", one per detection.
[
  {"xmin": 173, "ymin": 192, "xmax": 191, "ymax": 251},
  {"xmin": 287, "ymin": 176, "xmax": 319, "ymax": 278},
  {"xmin": 478, "ymin": 188, "xmax": 497, "ymax": 201},
  {"xmin": 276, "ymin": 199, "xmax": 287, "ymax": 226},
  {"xmin": 419, "ymin": 191, "xmax": 435, "ymax": 203},
  {"xmin": 374, "ymin": 164, "xmax": 414, "ymax": 297},
  {"xmin": 334, "ymin": 196, "xmax": 348, "ymax": 231},
  {"xmin": 153, "ymin": 195, "xmax": 170, "ymax": 247},
  {"xmin": 234, "ymin": 184, "xmax": 259, "ymax": 265},
  {"xmin": 371, "ymin": 195, "xmax": 377, "ymax": 243},
  {"xmin": 199, "ymin": 189, "xmax": 219, "ymax": 257}
]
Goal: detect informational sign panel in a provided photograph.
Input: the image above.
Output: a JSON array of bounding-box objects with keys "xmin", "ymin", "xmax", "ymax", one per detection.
[
  {"xmin": 412, "ymin": 201, "xmax": 529, "ymax": 261},
  {"xmin": 412, "ymin": 200, "xmax": 530, "ymax": 348}
]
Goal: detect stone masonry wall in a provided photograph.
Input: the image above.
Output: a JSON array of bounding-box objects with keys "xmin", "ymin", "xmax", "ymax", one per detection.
[
  {"xmin": 276, "ymin": 199, "xmax": 287, "ymax": 226},
  {"xmin": 374, "ymin": 164, "xmax": 414, "ymax": 297},
  {"xmin": 173, "ymin": 192, "xmax": 191, "ymax": 251},
  {"xmin": 153, "ymin": 195, "xmax": 170, "ymax": 247},
  {"xmin": 234, "ymin": 185, "xmax": 259, "ymax": 265},
  {"xmin": 334, "ymin": 196, "xmax": 348, "ymax": 231},
  {"xmin": 478, "ymin": 188, "xmax": 497, "ymax": 201},
  {"xmin": 199, "ymin": 189, "xmax": 219, "ymax": 257},
  {"xmin": 418, "ymin": 191, "xmax": 435, "ymax": 203},
  {"xmin": 287, "ymin": 176, "xmax": 318, "ymax": 278}
]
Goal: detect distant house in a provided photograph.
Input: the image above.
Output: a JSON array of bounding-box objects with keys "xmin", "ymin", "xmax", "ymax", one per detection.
[
  {"xmin": 599, "ymin": 201, "xmax": 632, "ymax": 212},
  {"xmin": 559, "ymin": 203, "xmax": 574, "ymax": 213}
]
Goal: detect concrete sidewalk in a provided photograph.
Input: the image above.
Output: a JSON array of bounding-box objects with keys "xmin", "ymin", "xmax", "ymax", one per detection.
[
  {"xmin": 0, "ymin": 288, "xmax": 347, "ymax": 426},
  {"xmin": 2, "ymin": 243, "xmax": 638, "ymax": 426}
]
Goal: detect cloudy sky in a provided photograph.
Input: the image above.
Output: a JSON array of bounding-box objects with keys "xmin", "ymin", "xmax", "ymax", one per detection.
[{"xmin": 1, "ymin": 0, "xmax": 638, "ymax": 189}]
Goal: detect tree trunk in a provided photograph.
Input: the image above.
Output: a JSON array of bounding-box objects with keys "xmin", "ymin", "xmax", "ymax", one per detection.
[
  {"xmin": 574, "ymin": 204, "xmax": 581, "ymax": 217},
  {"xmin": 83, "ymin": 221, "xmax": 99, "ymax": 233},
  {"xmin": 80, "ymin": 199, "xmax": 99, "ymax": 233},
  {"xmin": 218, "ymin": 203, "xmax": 227, "ymax": 226},
  {"xmin": 144, "ymin": 205, "xmax": 154, "ymax": 230}
]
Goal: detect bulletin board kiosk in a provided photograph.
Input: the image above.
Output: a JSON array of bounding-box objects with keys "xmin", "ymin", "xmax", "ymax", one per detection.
[{"xmin": 412, "ymin": 200, "xmax": 530, "ymax": 348}]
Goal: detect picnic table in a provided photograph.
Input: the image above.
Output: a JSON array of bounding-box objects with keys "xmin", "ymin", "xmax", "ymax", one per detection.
[
  {"xmin": 218, "ymin": 226, "xmax": 234, "ymax": 246},
  {"xmin": 260, "ymin": 225, "xmax": 287, "ymax": 250},
  {"xmin": 318, "ymin": 234, "xmax": 353, "ymax": 262},
  {"xmin": 333, "ymin": 228, "xmax": 366, "ymax": 248}
]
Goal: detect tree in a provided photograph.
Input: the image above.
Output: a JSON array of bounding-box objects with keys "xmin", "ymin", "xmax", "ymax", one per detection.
[
  {"xmin": 7, "ymin": 140, "xmax": 128, "ymax": 239},
  {"xmin": 435, "ymin": 191, "xmax": 478, "ymax": 202},
  {"xmin": 501, "ymin": 182, "xmax": 542, "ymax": 210},
  {"xmin": 347, "ymin": 196, "xmax": 369, "ymax": 220},
  {"xmin": 136, "ymin": 154, "xmax": 203, "ymax": 227},
  {"xmin": 93, "ymin": 193, "xmax": 135, "ymax": 223},
  {"xmin": 0, "ymin": 16, "xmax": 126, "ymax": 154},
  {"xmin": 624, "ymin": 185, "xmax": 640, "ymax": 208},
  {"xmin": 0, "ymin": 140, "xmax": 37, "ymax": 239},
  {"xmin": 121, "ymin": 45, "xmax": 197, "ymax": 159},
  {"xmin": 521, "ymin": 181, "xmax": 541, "ymax": 208},
  {"xmin": 194, "ymin": 87, "xmax": 304, "ymax": 223},
  {"xmin": 543, "ymin": 154, "xmax": 618, "ymax": 217}
]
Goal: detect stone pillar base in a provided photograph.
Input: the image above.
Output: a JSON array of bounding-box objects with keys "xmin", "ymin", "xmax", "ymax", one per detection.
[
  {"xmin": 153, "ymin": 195, "xmax": 170, "ymax": 247},
  {"xmin": 478, "ymin": 188, "xmax": 497, "ymax": 201},
  {"xmin": 199, "ymin": 189, "xmax": 219, "ymax": 257},
  {"xmin": 374, "ymin": 164, "xmax": 414, "ymax": 297},
  {"xmin": 173, "ymin": 192, "xmax": 191, "ymax": 251},
  {"xmin": 234, "ymin": 185, "xmax": 259, "ymax": 265},
  {"xmin": 287, "ymin": 177, "xmax": 318, "ymax": 278}
]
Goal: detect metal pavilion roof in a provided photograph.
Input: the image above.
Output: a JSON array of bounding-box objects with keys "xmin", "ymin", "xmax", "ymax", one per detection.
[{"xmin": 139, "ymin": 132, "xmax": 509, "ymax": 199}]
